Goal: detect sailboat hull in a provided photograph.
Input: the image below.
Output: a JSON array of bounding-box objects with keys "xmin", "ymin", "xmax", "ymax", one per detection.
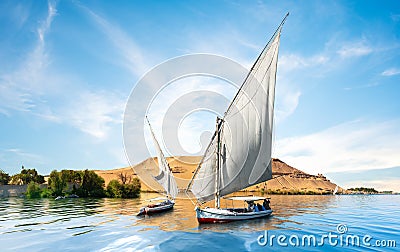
[
  {"xmin": 137, "ymin": 201, "xmax": 175, "ymax": 216},
  {"xmin": 196, "ymin": 207, "xmax": 272, "ymax": 223}
]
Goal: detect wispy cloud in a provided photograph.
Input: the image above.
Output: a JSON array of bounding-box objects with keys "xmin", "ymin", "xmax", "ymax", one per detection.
[
  {"xmin": 60, "ymin": 90, "xmax": 125, "ymax": 140},
  {"xmin": 0, "ymin": 82, "xmax": 35, "ymax": 115},
  {"xmin": 0, "ymin": 2, "xmax": 126, "ymax": 141},
  {"xmin": 38, "ymin": 0, "xmax": 57, "ymax": 45},
  {"xmin": 145, "ymin": 76, "xmax": 234, "ymax": 157},
  {"xmin": 390, "ymin": 13, "xmax": 400, "ymax": 22},
  {"xmin": 273, "ymin": 53, "xmax": 328, "ymax": 123},
  {"xmin": 184, "ymin": 27, "xmax": 263, "ymax": 69},
  {"xmin": 337, "ymin": 41, "xmax": 373, "ymax": 58},
  {"xmin": 343, "ymin": 82, "xmax": 382, "ymax": 91},
  {"xmin": 0, "ymin": 0, "xmax": 57, "ymax": 115},
  {"xmin": 278, "ymin": 53, "xmax": 329, "ymax": 72},
  {"xmin": 274, "ymin": 52, "xmax": 332, "ymax": 122},
  {"xmin": 1, "ymin": 149, "xmax": 47, "ymax": 174},
  {"xmin": 5, "ymin": 148, "xmax": 45, "ymax": 162},
  {"xmin": 77, "ymin": 4, "xmax": 148, "ymax": 77},
  {"xmin": 381, "ymin": 67, "xmax": 400, "ymax": 76},
  {"xmin": 10, "ymin": 3, "xmax": 30, "ymax": 28},
  {"xmin": 275, "ymin": 120, "xmax": 400, "ymax": 174},
  {"xmin": 275, "ymin": 89, "xmax": 301, "ymax": 123},
  {"xmin": 236, "ymin": 38, "xmax": 262, "ymax": 51}
]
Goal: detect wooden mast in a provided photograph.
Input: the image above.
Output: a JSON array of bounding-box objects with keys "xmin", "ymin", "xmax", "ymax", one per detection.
[{"xmin": 215, "ymin": 117, "xmax": 222, "ymax": 209}]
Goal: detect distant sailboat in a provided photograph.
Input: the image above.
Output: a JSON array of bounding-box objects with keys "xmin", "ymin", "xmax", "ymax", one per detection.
[
  {"xmin": 333, "ymin": 185, "xmax": 339, "ymax": 195},
  {"xmin": 137, "ymin": 117, "xmax": 179, "ymax": 216},
  {"xmin": 186, "ymin": 13, "xmax": 288, "ymax": 223}
]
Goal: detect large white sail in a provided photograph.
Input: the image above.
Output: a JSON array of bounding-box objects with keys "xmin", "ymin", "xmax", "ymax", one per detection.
[
  {"xmin": 189, "ymin": 17, "xmax": 286, "ymax": 203},
  {"xmin": 147, "ymin": 118, "xmax": 178, "ymax": 198}
]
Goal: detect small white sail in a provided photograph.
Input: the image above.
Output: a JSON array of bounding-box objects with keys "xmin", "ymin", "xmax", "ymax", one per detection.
[
  {"xmin": 189, "ymin": 16, "xmax": 286, "ymax": 203},
  {"xmin": 147, "ymin": 117, "xmax": 178, "ymax": 199}
]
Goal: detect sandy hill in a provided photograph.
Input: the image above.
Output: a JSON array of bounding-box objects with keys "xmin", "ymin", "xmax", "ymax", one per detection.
[
  {"xmin": 94, "ymin": 156, "xmax": 344, "ymax": 194},
  {"xmin": 250, "ymin": 158, "xmax": 344, "ymax": 194}
]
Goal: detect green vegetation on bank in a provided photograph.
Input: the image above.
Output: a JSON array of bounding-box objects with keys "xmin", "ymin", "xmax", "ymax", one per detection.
[
  {"xmin": 106, "ymin": 178, "xmax": 141, "ymax": 198},
  {"xmin": 1, "ymin": 167, "xmax": 141, "ymax": 199},
  {"xmin": 260, "ymin": 188, "xmax": 333, "ymax": 195},
  {"xmin": 0, "ymin": 170, "xmax": 10, "ymax": 185},
  {"xmin": 348, "ymin": 187, "xmax": 378, "ymax": 193},
  {"xmin": 48, "ymin": 169, "xmax": 106, "ymax": 197},
  {"xmin": 10, "ymin": 167, "xmax": 44, "ymax": 185},
  {"xmin": 26, "ymin": 182, "xmax": 42, "ymax": 199}
]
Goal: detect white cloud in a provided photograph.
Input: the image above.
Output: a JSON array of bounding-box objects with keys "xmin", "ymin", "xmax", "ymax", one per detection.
[
  {"xmin": 184, "ymin": 28, "xmax": 259, "ymax": 70},
  {"xmin": 0, "ymin": 81, "xmax": 35, "ymax": 114},
  {"xmin": 274, "ymin": 53, "xmax": 330, "ymax": 123},
  {"xmin": 0, "ymin": 0, "xmax": 57, "ymax": 114},
  {"xmin": 78, "ymin": 4, "xmax": 149, "ymax": 77},
  {"xmin": 0, "ymin": 2, "xmax": 127, "ymax": 141},
  {"xmin": 61, "ymin": 91, "xmax": 125, "ymax": 140},
  {"xmin": 275, "ymin": 89, "xmax": 301, "ymax": 123},
  {"xmin": 274, "ymin": 53, "xmax": 326, "ymax": 123},
  {"xmin": 390, "ymin": 13, "xmax": 400, "ymax": 22},
  {"xmin": 1, "ymin": 149, "xmax": 47, "ymax": 174},
  {"xmin": 275, "ymin": 120, "xmax": 400, "ymax": 175},
  {"xmin": 177, "ymin": 113, "xmax": 215, "ymax": 154},
  {"xmin": 11, "ymin": 3, "xmax": 30, "ymax": 28},
  {"xmin": 143, "ymin": 72, "xmax": 302, "ymax": 158},
  {"xmin": 278, "ymin": 54, "xmax": 329, "ymax": 72},
  {"xmin": 236, "ymin": 38, "xmax": 261, "ymax": 51},
  {"xmin": 184, "ymin": 31, "xmax": 332, "ymax": 126},
  {"xmin": 145, "ymin": 76, "xmax": 234, "ymax": 157},
  {"xmin": 381, "ymin": 67, "xmax": 400, "ymax": 76},
  {"xmin": 38, "ymin": 1, "xmax": 57, "ymax": 45},
  {"xmin": 337, "ymin": 41, "xmax": 372, "ymax": 58}
]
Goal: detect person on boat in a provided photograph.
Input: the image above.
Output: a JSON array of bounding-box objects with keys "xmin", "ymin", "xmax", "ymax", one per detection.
[
  {"xmin": 263, "ymin": 199, "xmax": 271, "ymax": 210},
  {"xmin": 254, "ymin": 204, "xmax": 259, "ymax": 212},
  {"xmin": 257, "ymin": 203, "xmax": 264, "ymax": 212},
  {"xmin": 247, "ymin": 202, "xmax": 255, "ymax": 212}
]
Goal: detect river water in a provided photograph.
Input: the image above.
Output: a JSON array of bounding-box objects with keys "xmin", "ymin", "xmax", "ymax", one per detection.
[{"xmin": 1, "ymin": 193, "xmax": 399, "ymax": 251}]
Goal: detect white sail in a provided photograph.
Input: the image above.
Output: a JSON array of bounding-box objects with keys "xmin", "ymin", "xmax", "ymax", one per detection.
[
  {"xmin": 189, "ymin": 16, "xmax": 286, "ymax": 203},
  {"xmin": 147, "ymin": 118, "xmax": 178, "ymax": 198},
  {"xmin": 189, "ymin": 126, "xmax": 219, "ymax": 203}
]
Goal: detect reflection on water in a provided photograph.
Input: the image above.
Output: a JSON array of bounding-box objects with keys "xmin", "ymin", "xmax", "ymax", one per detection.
[
  {"xmin": 0, "ymin": 192, "xmax": 350, "ymax": 234},
  {"xmin": 133, "ymin": 192, "xmax": 342, "ymax": 232},
  {"xmin": 0, "ymin": 193, "xmax": 399, "ymax": 251}
]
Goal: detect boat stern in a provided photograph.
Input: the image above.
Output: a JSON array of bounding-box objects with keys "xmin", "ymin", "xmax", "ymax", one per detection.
[{"xmin": 137, "ymin": 207, "xmax": 146, "ymax": 216}]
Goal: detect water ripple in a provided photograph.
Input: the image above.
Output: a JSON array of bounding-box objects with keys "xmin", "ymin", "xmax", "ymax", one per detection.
[{"xmin": 0, "ymin": 194, "xmax": 398, "ymax": 251}]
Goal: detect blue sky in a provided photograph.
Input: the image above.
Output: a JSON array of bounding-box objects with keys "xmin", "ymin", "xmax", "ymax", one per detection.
[{"xmin": 1, "ymin": 1, "xmax": 399, "ymax": 191}]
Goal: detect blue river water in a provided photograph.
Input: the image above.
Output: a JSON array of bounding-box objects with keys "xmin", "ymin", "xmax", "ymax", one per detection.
[{"xmin": 0, "ymin": 193, "xmax": 399, "ymax": 251}]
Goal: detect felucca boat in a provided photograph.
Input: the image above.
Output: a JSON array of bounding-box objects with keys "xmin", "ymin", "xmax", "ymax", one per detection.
[
  {"xmin": 137, "ymin": 117, "xmax": 179, "ymax": 216},
  {"xmin": 186, "ymin": 13, "xmax": 288, "ymax": 223}
]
